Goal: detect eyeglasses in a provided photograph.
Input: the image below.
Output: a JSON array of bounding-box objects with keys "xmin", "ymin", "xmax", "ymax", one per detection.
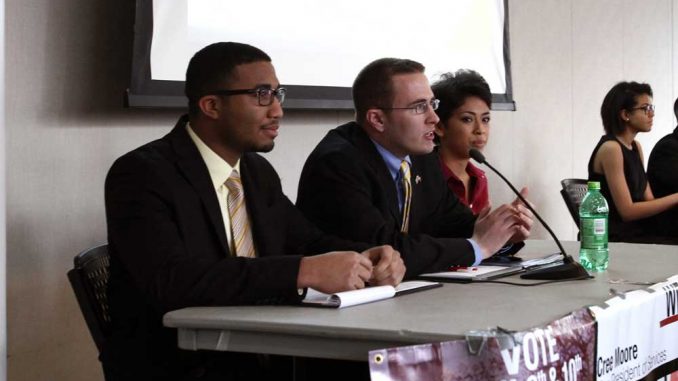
[
  {"xmin": 208, "ymin": 86, "xmax": 286, "ymax": 106},
  {"xmin": 630, "ymin": 104, "xmax": 655, "ymax": 115},
  {"xmin": 378, "ymin": 99, "xmax": 440, "ymax": 115}
]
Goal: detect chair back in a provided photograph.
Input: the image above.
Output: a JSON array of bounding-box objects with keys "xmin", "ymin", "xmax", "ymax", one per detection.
[
  {"xmin": 67, "ymin": 244, "xmax": 111, "ymax": 353},
  {"xmin": 560, "ymin": 179, "xmax": 589, "ymax": 228}
]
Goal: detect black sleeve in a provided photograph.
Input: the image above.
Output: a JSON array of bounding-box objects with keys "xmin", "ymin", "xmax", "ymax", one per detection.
[{"xmin": 648, "ymin": 137, "xmax": 678, "ymax": 197}]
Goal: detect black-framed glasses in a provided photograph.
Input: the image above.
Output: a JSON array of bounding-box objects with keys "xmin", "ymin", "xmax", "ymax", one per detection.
[
  {"xmin": 378, "ymin": 99, "xmax": 440, "ymax": 115},
  {"xmin": 209, "ymin": 86, "xmax": 286, "ymax": 106},
  {"xmin": 630, "ymin": 104, "xmax": 655, "ymax": 114}
]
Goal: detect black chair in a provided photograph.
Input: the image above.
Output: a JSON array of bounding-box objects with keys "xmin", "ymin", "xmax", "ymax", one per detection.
[
  {"xmin": 560, "ymin": 178, "xmax": 589, "ymax": 229},
  {"xmin": 67, "ymin": 244, "xmax": 111, "ymax": 354}
]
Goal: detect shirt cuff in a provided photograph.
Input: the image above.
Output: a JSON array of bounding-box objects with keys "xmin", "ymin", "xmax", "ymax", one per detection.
[{"xmin": 467, "ymin": 239, "xmax": 483, "ymax": 266}]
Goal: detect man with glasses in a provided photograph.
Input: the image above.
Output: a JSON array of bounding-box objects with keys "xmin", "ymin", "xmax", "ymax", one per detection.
[
  {"xmin": 297, "ymin": 58, "xmax": 533, "ymax": 277},
  {"xmin": 104, "ymin": 43, "xmax": 404, "ymax": 381}
]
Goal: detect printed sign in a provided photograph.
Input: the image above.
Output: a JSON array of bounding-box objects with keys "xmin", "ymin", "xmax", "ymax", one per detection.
[
  {"xmin": 369, "ymin": 308, "xmax": 596, "ymax": 381},
  {"xmin": 590, "ymin": 275, "xmax": 678, "ymax": 381}
]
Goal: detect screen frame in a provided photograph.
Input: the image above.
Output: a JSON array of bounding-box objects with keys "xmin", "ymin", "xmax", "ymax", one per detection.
[{"xmin": 126, "ymin": 0, "xmax": 515, "ymax": 111}]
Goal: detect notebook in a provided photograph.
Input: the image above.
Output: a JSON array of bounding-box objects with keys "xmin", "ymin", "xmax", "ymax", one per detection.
[{"xmin": 302, "ymin": 281, "xmax": 442, "ymax": 308}]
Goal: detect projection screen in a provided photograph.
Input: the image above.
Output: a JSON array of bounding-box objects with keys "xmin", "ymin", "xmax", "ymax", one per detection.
[{"xmin": 127, "ymin": 0, "xmax": 515, "ymax": 111}]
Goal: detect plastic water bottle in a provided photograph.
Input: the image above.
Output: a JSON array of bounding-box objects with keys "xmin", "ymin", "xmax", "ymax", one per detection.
[{"xmin": 579, "ymin": 181, "xmax": 609, "ymax": 271}]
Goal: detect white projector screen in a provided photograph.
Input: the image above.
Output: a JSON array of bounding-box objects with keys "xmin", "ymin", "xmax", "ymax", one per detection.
[{"xmin": 128, "ymin": 0, "xmax": 515, "ymax": 110}]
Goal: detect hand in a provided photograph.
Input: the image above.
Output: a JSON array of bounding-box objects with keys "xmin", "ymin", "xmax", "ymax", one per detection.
[
  {"xmin": 471, "ymin": 204, "xmax": 524, "ymax": 259},
  {"xmin": 297, "ymin": 251, "xmax": 373, "ymax": 294},
  {"xmin": 509, "ymin": 187, "xmax": 534, "ymax": 243},
  {"xmin": 362, "ymin": 245, "xmax": 405, "ymax": 286}
]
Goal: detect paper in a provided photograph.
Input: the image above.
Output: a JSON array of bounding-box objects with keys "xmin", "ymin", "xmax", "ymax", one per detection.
[
  {"xmin": 419, "ymin": 265, "xmax": 523, "ymax": 282},
  {"xmin": 303, "ymin": 281, "xmax": 441, "ymax": 308},
  {"xmin": 520, "ymin": 253, "xmax": 564, "ymax": 268}
]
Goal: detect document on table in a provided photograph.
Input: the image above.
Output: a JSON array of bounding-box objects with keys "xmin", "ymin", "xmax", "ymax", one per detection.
[
  {"xmin": 302, "ymin": 281, "xmax": 442, "ymax": 308},
  {"xmin": 418, "ymin": 265, "xmax": 524, "ymax": 282}
]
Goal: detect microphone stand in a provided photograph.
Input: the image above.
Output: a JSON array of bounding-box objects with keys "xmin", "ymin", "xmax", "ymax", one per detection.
[{"xmin": 469, "ymin": 149, "xmax": 590, "ymax": 281}]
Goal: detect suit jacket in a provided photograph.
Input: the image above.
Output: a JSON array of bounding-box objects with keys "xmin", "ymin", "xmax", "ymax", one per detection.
[
  {"xmin": 648, "ymin": 127, "xmax": 678, "ymax": 198},
  {"xmin": 103, "ymin": 115, "xmax": 367, "ymax": 380},
  {"xmin": 647, "ymin": 126, "xmax": 678, "ymax": 237},
  {"xmin": 296, "ymin": 121, "xmax": 477, "ymax": 278}
]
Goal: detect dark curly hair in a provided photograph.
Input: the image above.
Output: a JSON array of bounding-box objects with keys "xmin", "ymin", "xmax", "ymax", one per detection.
[{"xmin": 431, "ymin": 69, "xmax": 491, "ymax": 124}]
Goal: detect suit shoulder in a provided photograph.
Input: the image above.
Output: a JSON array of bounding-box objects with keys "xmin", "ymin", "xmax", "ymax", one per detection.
[
  {"xmin": 242, "ymin": 152, "xmax": 277, "ymax": 172},
  {"xmin": 315, "ymin": 128, "xmax": 359, "ymax": 156},
  {"xmin": 106, "ymin": 136, "xmax": 175, "ymax": 187},
  {"xmin": 307, "ymin": 125, "xmax": 370, "ymax": 171}
]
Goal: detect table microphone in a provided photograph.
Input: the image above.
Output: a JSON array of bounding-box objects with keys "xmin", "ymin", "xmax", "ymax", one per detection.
[{"xmin": 468, "ymin": 148, "xmax": 590, "ymax": 280}]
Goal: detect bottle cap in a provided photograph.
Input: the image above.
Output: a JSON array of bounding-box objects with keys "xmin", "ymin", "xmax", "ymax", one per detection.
[{"xmin": 587, "ymin": 181, "xmax": 600, "ymax": 190}]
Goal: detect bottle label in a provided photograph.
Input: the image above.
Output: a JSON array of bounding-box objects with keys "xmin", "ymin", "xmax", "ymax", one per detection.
[
  {"xmin": 581, "ymin": 217, "xmax": 607, "ymax": 249},
  {"xmin": 593, "ymin": 218, "xmax": 606, "ymax": 235}
]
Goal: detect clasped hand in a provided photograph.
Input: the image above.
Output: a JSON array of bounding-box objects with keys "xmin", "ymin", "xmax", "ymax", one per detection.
[{"xmin": 297, "ymin": 245, "xmax": 405, "ymax": 294}]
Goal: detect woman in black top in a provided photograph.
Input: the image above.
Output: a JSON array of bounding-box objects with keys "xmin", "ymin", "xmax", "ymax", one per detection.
[{"xmin": 588, "ymin": 81, "xmax": 678, "ymax": 243}]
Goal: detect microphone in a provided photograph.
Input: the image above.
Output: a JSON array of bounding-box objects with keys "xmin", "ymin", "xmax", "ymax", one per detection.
[{"xmin": 469, "ymin": 148, "xmax": 590, "ymax": 280}]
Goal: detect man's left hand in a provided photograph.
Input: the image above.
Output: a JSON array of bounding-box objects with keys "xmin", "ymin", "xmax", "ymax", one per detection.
[{"xmin": 362, "ymin": 245, "xmax": 406, "ymax": 286}]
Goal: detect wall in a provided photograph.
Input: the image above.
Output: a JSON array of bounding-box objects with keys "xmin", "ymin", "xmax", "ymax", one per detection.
[
  {"xmin": 4, "ymin": 0, "xmax": 678, "ymax": 379},
  {"xmin": 0, "ymin": 0, "xmax": 6, "ymax": 378}
]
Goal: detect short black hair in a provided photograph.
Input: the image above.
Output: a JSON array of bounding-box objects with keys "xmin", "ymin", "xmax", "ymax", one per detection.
[
  {"xmin": 185, "ymin": 42, "xmax": 271, "ymax": 116},
  {"xmin": 600, "ymin": 81, "xmax": 653, "ymax": 135},
  {"xmin": 352, "ymin": 58, "xmax": 425, "ymax": 123},
  {"xmin": 674, "ymin": 96, "xmax": 678, "ymax": 123},
  {"xmin": 431, "ymin": 69, "xmax": 491, "ymax": 124}
]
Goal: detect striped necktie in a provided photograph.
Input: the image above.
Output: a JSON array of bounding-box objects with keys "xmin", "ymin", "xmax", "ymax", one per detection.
[
  {"xmin": 399, "ymin": 161, "xmax": 412, "ymax": 233},
  {"xmin": 225, "ymin": 170, "xmax": 255, "ymax": 257}
]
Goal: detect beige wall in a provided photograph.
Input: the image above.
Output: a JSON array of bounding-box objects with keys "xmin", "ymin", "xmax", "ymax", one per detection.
[
  {"xmin": 0, "ymin": 0, "xmax": 5, "ymax": 378},
  {"xmin": 5, "ymin": 0, "xmax": 678, "ymax": 379}
]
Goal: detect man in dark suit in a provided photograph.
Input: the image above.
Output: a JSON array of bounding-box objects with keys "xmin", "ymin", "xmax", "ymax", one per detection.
[
  {"xmin": 297, "ymin": 58, "xmax": 533, "ymax": 277},
  {"xmin": 647, "ymin": 97, "xmax": 678, "ymax": 237},
  {"xmin": 104, "ymin": 43, "xmax": 404, "ymax": 380}
]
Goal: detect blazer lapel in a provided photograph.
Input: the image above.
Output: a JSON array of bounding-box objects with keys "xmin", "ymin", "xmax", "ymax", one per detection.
[
  {"xmin": 168, "ymin": 116, "xmax": 230, "ymax": 256},
  {"xmin": 408, "ymin": 158, "xmax": 424, "ymax": 226}
]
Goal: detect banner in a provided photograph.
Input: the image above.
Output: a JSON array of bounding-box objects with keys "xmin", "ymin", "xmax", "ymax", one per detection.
[
  {"xmin": 369, "ymin": 308, "xmax": 596, "ymax": 381},
  {"xmin": 590, "ymin": 275, "xmax": 678, "ymax": 381}
]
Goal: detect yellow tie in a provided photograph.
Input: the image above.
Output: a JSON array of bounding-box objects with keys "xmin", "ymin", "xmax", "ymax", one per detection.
[
  {"xmin": 399, "ymin": 161, "xmax": 412, "ymax": 233},
  {"xmin": 225, "ymin": 170, "xmax": 255, "ymax": 258}
]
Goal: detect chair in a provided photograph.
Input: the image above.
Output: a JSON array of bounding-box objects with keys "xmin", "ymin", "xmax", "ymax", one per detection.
[
  {"xmin": 67, "ymin": 244, "xmax": 111, "ymax": 354},
  {"xmin": 560, "ymin": 178, "xmax": 589, "ymax": 229}
]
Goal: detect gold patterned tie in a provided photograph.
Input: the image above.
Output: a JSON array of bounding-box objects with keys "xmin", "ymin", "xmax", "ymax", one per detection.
[
  {"xmin": 225, "ymin": 170, "xmax": 255, "ymax": 257},
  {"xmin": 399, "ymin": 161, "xmax": 412, "ymax": 233}
]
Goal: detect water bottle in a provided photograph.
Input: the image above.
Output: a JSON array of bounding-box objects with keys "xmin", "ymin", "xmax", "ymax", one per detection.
[{"xmin": 579, "ymin": 181, "xmax": 609, "ymax": 271}]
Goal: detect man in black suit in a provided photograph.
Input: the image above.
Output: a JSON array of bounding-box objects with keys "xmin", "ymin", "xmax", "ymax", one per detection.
[
  {"xmin": 104, "ymin": 43, "xmax": 404, "ymax": 380},
  {"xmin": 297, "ymin": 58, "xmax": 533, "ymax": 277},
  {"xmin": 647, "ymin": 97, "xmax": 678, "ymax": 237}
]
